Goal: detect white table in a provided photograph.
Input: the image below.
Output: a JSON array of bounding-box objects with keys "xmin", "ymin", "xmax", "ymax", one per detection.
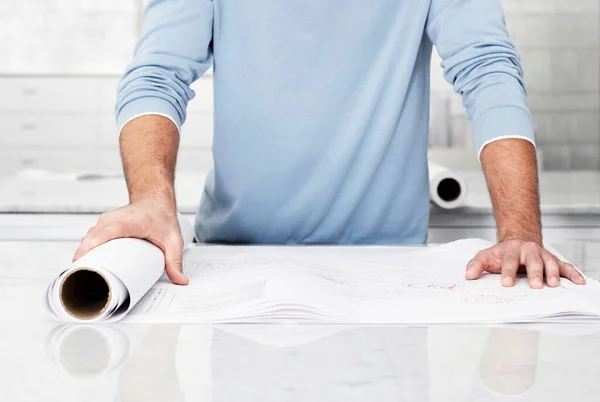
[{"xmin": 1, "ymin": 240, "xmax": 600, "ymax": 401}]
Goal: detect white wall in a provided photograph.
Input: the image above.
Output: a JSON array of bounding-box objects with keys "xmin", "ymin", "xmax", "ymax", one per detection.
[
  {"xmin": 0, "ymin": 0, "xmax": 140, "ymax": 75},
  {"xmin": 429, "ymin": 0, "xmax": 600, "ymax": 170}
]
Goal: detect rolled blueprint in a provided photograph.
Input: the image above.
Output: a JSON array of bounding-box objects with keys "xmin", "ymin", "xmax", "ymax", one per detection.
[
  {"xmin": 47, "ymin": 214, "xmax": 195, "ymax": 323},
  {"xmin": 428, "ymin": 162, "xmax": 467, "ymax": 209}
]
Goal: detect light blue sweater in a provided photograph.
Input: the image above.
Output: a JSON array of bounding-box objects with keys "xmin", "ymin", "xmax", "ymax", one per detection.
[{"xmin": 116, "ymin": 0, "xmax": 535, "ymax": 245}]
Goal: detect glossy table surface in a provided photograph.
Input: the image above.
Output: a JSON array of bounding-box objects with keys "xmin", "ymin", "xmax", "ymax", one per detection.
[{"xmin": 1, "ymin": 239, "xmax": 600, "ymax": 401}]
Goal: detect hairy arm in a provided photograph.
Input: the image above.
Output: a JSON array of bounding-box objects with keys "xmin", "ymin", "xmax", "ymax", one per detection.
[
  {"xmin": 465, "ymin": 138, "xmax": 585, "ymax": 287},
  {"xmin": 426, "ymin": 0, "xmax": 585, "ymax": 287},
  {"xmin": 73, "ymin": 115, "xmax": 189, "ymax": 285},
  {"xmin": 120, "ymin": 115, "xmax": 179, "ymax": 204},
  {"xmin": 73, "ymin": 0, "xmax": 214, "ymax": 284},
  {"xmin": 480, "ymin": 138, "xmax": 541, "ymax": 245}
]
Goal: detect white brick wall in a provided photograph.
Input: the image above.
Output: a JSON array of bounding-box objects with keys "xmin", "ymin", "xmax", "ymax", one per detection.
[
  {"xmin": 501, "ymin": 0, "xmax": 599, "ymax": 14},
  {"xmin": 0, "ymin": 0, "xmax": 598, "ymax": 175},
  {"xmin": 430, "ymin": 0, "xmax": 600, "ymax": 170},
  {"xmin": 0, "ymin": 0, "xmax": 140, "ymax": 75},
  {"xmin": 508, "ymin": 15, "xmax": 598, "ymax": 48}
]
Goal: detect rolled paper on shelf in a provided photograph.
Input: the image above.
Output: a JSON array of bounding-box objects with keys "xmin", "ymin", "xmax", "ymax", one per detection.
[
  {"xmin": 428, "ymin": 162, "xmax": 467, "ymax": 209},
  {"xmin": 46, "ymin": 213, "xmax": 195, "ymax": 323}
]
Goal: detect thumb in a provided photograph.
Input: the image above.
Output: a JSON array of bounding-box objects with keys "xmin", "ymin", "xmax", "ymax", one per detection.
[
  {"xmin": 163, "ymin": 233, "xmax": 189, "ymax": 285},
  {"xmin": 465, "ymin": 257, "xmax": 485, "ymax": 280}
]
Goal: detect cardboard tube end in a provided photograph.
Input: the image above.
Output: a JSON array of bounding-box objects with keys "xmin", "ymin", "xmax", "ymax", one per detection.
[
  {"xmin": 59, "ymin": 268, "xmax": 111, "ymax": 320},
  {"xmin": 437, "ymin": 178, "xmax": 462, "ymax": 203}
]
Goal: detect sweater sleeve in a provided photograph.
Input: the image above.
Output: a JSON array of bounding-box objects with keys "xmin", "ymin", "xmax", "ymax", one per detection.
[
  {"xmin": 426, "ymin": 0, "xmax": 535, "ymax": 159},
  {"xmin": 115, "ymin": 0, "xmax": 214, "ymax": 134}
]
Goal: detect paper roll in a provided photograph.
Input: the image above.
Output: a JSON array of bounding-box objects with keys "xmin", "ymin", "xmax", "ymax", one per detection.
[
  {"xmin": 47, "ymin": 214, "xmax": 195, "ymax": 323},
  {"xmin": 428, "ymin": 162, "xmax": 467, "ymax": 209}
]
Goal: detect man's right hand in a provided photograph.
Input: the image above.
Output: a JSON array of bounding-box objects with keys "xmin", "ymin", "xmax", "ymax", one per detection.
[{"xmin": 72, "ymin": 195, "xmax": 189, "ymax": 285}]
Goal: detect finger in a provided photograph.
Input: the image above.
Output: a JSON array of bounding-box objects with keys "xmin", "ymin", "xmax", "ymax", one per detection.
[
  {"xmin": 465, "ymin": 257, "xmax": 485, "ymax": 280},
  {"xmin": 500, "ymin": 253, "xmax": 520, "ymax": 287},
  {"xmin": 74, "ymin": 211, "xmax": 120, "ymax": 261},
  {"xmin": 559, "ymin": 262, "xmax": 586, "ymax": 285},
  {"xmin": 87, "ymin": 225, "xmax": 98, "ymax": 235},
  {"xmin": 72, "ymin": 246, "xmax": 87, "ymax": 263},
  {"xmin": 73, "ymin": 225, "xmax": 98, "ymax": 262},
  {"xmin": 524, "ymin": 252, "xmax": 544, "ymax": 289},
  {"xmin": 164, "ymin": 233, "xmax": 189, "ymax": 286},
  {"xmin": 75, "ymin": 223, "xmax": 129, "ymax": 260},
  {"xmin": 95, "ymin": 212, "xmax": 113, "ymax": 228},
  {"xmin": 541, "ymin": 252, "xmax": 561, "ymax": 287}
]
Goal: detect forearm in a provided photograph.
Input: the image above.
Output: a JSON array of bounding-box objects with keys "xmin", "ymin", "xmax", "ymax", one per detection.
[
  {"xmin": 119, "ymin": 115, "xmax": 180, "ymax": 204},
  {"xmin": 480, "ymin": 138, "xmax": 542, "ymax": 245},
  {"xmin": 114, "ymin": 0, "xmax": 214, "ymax": 204}
]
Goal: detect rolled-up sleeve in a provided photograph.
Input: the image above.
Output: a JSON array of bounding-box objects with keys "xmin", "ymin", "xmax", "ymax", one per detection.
[
  {"xmin": 115, "ymin": 0, "xmax": 214, "ymax": 134},
  {"xmin": 426, "ymin": 0, "xmax": 535, "ymax": 159}
]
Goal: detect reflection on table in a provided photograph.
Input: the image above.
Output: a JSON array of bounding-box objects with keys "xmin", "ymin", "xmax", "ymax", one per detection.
[{"xmin": 16, "ymin": 323, "xmax": 597, "ymax": 402}]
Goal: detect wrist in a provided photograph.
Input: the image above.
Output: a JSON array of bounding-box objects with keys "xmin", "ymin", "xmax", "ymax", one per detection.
[
  {"xmin": 129, "ymin": 183, "xmax": 176, "ymax": 206},
  {"xmin": 498, "ymin": 230, "xmax": 542, "ymax": 246}
]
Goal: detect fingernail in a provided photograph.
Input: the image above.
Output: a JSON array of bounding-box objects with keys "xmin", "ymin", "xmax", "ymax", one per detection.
[
  {"xmin": 578, "ymin": 275, "xmax": 586, "ymax": 285},
  {"xmin": 533, "ymin": 278, "xmax": 543, "ymax": 288},
  {"xmin": 550, "ymin": 276, "xmax": 560, "ymax": 286},
  {"xmin": 502, "ymin": 276, "xmax": 513, "ymax": 287}
]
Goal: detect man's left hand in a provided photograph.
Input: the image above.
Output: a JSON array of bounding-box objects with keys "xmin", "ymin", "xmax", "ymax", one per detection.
[{"xmin": 465, "ymin": 240, "xmax": 586, "ymax": 288}]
